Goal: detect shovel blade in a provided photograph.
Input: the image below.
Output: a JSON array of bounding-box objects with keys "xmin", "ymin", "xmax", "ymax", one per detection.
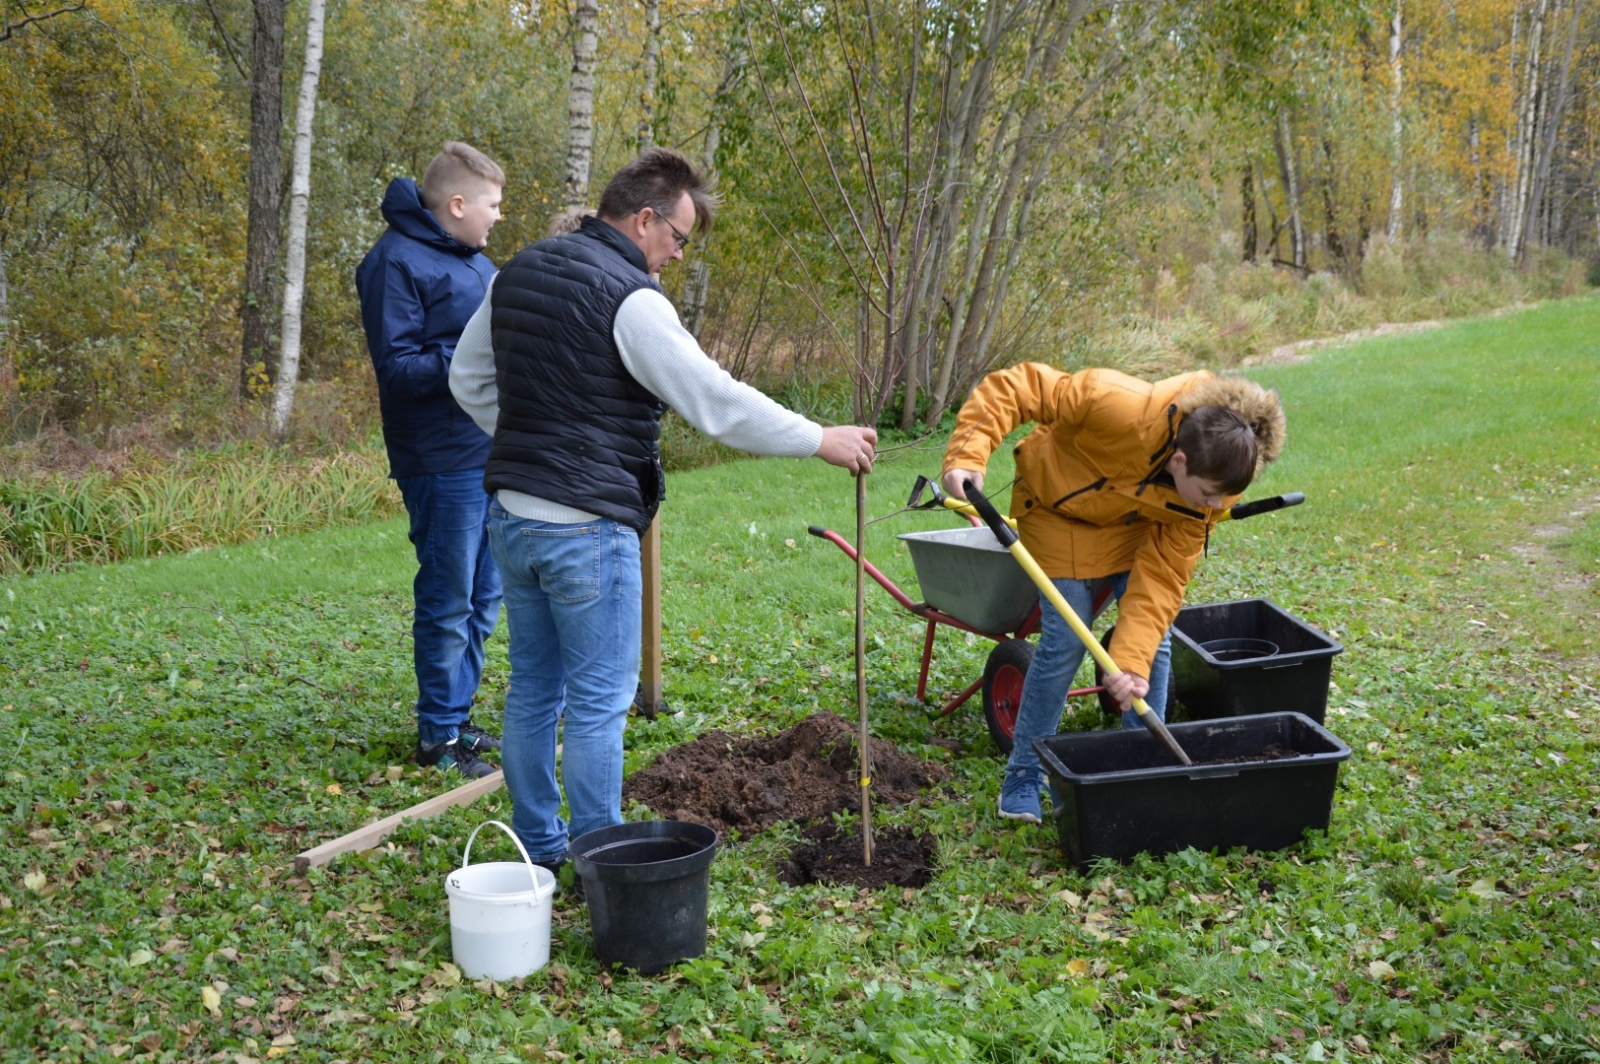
[{"xmin": 1142, "ymin": 713, "xmax": 1193, "ymax": 766}]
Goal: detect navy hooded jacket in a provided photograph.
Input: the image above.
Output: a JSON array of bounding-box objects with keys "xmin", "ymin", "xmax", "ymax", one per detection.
[{"xmin": 355, "ymin": 178, "xmax": 497, "ymax": 478}]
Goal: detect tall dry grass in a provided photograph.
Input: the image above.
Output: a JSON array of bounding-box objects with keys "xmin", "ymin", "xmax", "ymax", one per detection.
[
  {"xmin": 1067, "ymin": 236, "xmax": 1590, "ymax": 377},
  {"xmin": 0, "ymin": 445, "xmax": 399, "ymax": 575}
]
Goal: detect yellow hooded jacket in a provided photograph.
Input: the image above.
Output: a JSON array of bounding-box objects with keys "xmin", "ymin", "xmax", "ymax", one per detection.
[{"xmin": 942, "ymin": 364, "xmax": 1285, "ymax": 676}]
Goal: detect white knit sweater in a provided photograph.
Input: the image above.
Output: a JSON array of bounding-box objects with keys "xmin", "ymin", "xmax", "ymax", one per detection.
[{"xmin": 450, "ymin": 280, "xmax": 824, "ymax": 523}]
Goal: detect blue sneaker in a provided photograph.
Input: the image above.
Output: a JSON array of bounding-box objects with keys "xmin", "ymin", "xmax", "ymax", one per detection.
[{"xmin": 998, "ymin": 770, "xmax": 1042, "ymax": 824}]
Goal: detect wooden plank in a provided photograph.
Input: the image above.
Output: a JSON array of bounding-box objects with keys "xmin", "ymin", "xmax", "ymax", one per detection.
[
  {"xmin": 639, "ymin": 513, "xmax": 665, "ymax": 714},
  {"xmin": 293, "ymin": 770, "xmax": 505, "ymax": 873}
]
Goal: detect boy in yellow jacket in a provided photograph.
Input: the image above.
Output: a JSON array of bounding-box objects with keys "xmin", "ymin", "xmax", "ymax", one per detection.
[{"xmin": 942, "ymin": 365, "xmax": 1285, "ymax": 822}]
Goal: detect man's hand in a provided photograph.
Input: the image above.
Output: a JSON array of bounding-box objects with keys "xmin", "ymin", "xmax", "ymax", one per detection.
[
  {"xmin": 942, "ymin": 468, "xmax": 984, "ymax": 501},
  {"xmin": 817, "ymin": 425, "xmax": 879, "ymax": 476},
  {"xmin": 1102, "ymin": 670, "xmax": 1150, "ymax": 713}
]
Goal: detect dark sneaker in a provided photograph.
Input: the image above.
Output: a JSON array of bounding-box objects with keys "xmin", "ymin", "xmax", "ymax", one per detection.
[
  {"xmin": 459, "ymin": 721, "xmax": 501, "ymax": 754},
  {"xmin": 535, "ymin": 859, "xmax": 583, "ymax": 900},
  {"xmin": 998, "ymin": 770, "xmax": 1042, "ymax": 824},
  {"xmin": 416, "ymin": 738, "xmax": 496, "ymax": 780}
]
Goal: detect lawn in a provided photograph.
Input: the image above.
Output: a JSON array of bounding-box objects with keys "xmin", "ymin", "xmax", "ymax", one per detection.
[{"xmin": 3, "ymin": 298, "xmax": 1599, "ymax": 1062}]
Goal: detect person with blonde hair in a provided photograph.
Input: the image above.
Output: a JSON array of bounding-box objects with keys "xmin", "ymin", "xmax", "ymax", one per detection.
[{"xmin": 356, "ymin": 141, "xmax": 507, "ymax": 779}]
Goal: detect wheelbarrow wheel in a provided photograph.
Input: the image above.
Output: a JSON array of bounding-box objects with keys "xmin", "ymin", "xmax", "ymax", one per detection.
[
  {"xmin": 1093, "ymin": 624, "xmax": 1178, "ymax": 719},
  {"xmin": 981, "ymin": 638, "xmax": 1034, "ymax": 755}
]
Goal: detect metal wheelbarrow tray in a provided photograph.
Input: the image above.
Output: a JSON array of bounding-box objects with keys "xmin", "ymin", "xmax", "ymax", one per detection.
[
  {"xmin": 896, "ymin": 526, "xmax": 1037, "ymax": 634},
  {"xmin": 1035, "ymin": 712, "xmax": 1351, "ymax": 867}
]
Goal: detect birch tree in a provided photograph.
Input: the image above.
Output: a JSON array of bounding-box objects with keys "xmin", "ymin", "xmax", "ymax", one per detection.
[
  {"xmin": 1386, "ymin": 0, "xmax": 1404, "ymax": 243},
  {"xmin": 270, "ymin": 0, "xmax": 329, "ymax": 438},
  {"xmin": 565, "ymin": 0, "xmax": 599, "ymax": 208},
  {"xmin": 1275, "ymin": 108, "xmax": 1308, "ymax": 271}
]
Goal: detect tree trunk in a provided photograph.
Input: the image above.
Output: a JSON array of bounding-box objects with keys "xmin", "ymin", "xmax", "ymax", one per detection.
[
  {"xmin": 565, "ymin": 0, "xmax": 599, "ymax": 209},
  {"xmin": 1386, "ymin": 0, "xmax": 1403, "ymax": 244},
  {"xmin": 637, "ymin": 0, "xmax": 660, "ymax": 152},
  {"xmin": 269, "ymin": 0, "xmax": 328, "ymax": 439},
  {"xmin": 1242, "ymin": 164, "xmax": 1257, "ymax": 262},
  {"xmin": 1521, "ymin": 0, "xmax": 1579, "ymax": 263},
  {"xmin": 1507, "ymin": 0, "xmax": 1547, "ymax": 261},
  {"xmin": 1274, "ymin": 109, "xmax": 1306, "ymax": 272},
  {"xmin": 0, "ymin": 236, "xmax": 13, "ymax": 412},
  {"xmin": 1321, "ymin": 137, "xmax": 1346, "ymax": 267},
  {"xmin": 1469, "ymin": 112, "xmax": 1492, "ymax": 248},
  {"xmin": 240, "ymin": 0, "xmax": 286, "ymax": 401},
  {"xmin": 681, "ymin": 18, "xmax": 748, "ymax": 340}
]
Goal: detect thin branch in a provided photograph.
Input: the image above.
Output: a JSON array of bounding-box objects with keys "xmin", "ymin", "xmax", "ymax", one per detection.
[
  {"xmin": 0, "ymin": 2, "xmax": 84, "ymax": 42},
  {"xmin": 202, "ymin": 0, "xmax": 248, "ymax": 82}
]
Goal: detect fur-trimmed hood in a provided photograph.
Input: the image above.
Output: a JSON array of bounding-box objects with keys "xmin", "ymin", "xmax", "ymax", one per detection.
[{"xmin": 1176, "ymin": 375, "xmax": 1286, "ymax": 475}]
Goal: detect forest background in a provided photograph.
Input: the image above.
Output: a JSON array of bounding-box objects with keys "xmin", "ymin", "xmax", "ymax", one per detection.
[{"xmin": 1, "ymin": 0, "xmax": 1598, "ymax": 557}]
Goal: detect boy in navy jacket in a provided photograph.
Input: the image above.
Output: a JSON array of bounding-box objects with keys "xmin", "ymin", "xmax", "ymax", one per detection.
[{"xmin": 356, "ymin": 142, "xmax": 505, "ymax": 778}]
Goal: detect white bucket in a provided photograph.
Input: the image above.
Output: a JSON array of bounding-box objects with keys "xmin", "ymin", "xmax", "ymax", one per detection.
[{"xmin": 445, "ymin": 820, "xmax": 556, "ymax": 980}]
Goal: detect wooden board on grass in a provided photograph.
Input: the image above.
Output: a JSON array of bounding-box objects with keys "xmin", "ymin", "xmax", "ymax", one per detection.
[{"xmin": 293, "ymin": 769, "xmax": 505, "ymax": 873}]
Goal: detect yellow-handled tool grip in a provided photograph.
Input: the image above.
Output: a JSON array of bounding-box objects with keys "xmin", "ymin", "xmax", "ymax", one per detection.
[
  {"xmin": 941, "ymin": 495, "xmax": 1017, "ymax": 528},
  {"xmin": 962, "ymin": 480, "xmax": 1193, "ymax": 766},
  {"xmin": 1003, "ymin": 542, "xmax": 1157, "ymax": 721}
]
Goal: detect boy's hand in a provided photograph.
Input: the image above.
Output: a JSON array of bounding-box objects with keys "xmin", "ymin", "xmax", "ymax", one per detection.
[
  {"xmin": 942, "ymin": 468, "xmax": 984, "ymax": 501},
  {"xmin": 1102, "ymin": 670, "xmax": 1150, "ymax": 712}
]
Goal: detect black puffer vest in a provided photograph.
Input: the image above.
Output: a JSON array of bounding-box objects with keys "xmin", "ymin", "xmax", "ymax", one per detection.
[{"xmin": 484, "ymin": 218, "xmax": 666, "ymax": 532}]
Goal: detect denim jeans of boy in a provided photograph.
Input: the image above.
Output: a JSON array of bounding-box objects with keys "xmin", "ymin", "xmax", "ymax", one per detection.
[
  {"xmin": 1003, "ymin": 572, "xmax": 1173, "ymax": 785},
  {"xmin": 487, "ymin": 502, "xmax": 641, "ymax": 867},
  {"xmin": 397, "ymin": 469, "xmax": 501, "ymax": 746}
]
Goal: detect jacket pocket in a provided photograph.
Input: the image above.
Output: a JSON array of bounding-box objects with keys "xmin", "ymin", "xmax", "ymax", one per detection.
[{"xmin": 1050, "ymin": 477, "xmax": 1107, "ymax": 510}]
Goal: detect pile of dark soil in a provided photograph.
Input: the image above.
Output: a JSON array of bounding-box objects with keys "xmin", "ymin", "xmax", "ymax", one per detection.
[
  {"xmin": 778, "ymin": 821, "xmax": 937, "ymax": 890},
  {"xmin": 622, "ymin": 711, "xmax": 949, "ymax": 838}
]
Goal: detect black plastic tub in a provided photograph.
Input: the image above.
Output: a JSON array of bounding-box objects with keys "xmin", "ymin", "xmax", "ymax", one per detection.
[
  {"xmin": 570, "ymin": 820, "xmax": 718, "ymax": 974},
  {"xmin": 1171, "ymin": 599, "xmax": 1343, "ymax": 723},
  {"xmin": 1034, "ymin": 712, "xmax": 1351, "ymax": 867}
]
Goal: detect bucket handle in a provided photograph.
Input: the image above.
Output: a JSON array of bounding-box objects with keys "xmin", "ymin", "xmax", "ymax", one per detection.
[{"xmin": 455, "ymin": 820, "xmax": 552, "ymax": 897}]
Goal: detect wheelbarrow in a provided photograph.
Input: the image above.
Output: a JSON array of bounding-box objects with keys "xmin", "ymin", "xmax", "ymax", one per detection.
[{"xmin": 807, "ymin": 477, "xmax": 1304, "ymax": 753}]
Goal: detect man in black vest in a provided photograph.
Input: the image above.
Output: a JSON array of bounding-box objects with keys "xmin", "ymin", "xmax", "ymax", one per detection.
[{"xmin": 450, "ymin": 148, "xmax": 877, "ymax": 883}]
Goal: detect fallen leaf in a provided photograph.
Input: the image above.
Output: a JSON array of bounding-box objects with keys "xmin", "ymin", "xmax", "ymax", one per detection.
[
  {"xmin": 1057, "ymin": 889, "xmax": 1083, "ymax": 909},
  {"xmin": 128, "ymin": 948, "xmax": 155, "ymax": 967},
  {"xmin": 1366, "ymin": 960, "xmax": 1396, "ymax": 981},
  {"xmin": 23, "ymin": 870, "xmax": 46, "ymax": 893},
  {"xmin": 324, "ymin": 783, "xmax": 342, "ymax": 796},
  {"xmin": 1064, "ymin": 958, "xmax": 1090, "ymax": 977},
  {"xmin": 1467, "ymin": 878, "xmax": 1507, "ymax": 900},
  {"xmin": 201, "ymin": 985, "xmax": 222, "ymax": 1016}
]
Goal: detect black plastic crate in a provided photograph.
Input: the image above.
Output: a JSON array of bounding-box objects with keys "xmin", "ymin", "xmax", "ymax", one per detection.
[
  {"xmin": 1171, "ymin": 599, "xmax": 1343, "ymax": 724},
  {"xmin": 1035, "ymin": 713, "xmax": 1351, "ymax": 867}
]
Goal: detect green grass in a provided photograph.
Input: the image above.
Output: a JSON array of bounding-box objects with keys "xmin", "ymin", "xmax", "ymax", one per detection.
[{"xmin": 3, "ymin": 299, "xmax": 1600, "ymax": 1061}]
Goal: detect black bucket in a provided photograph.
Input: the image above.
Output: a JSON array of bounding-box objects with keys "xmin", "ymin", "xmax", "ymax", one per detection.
[
  {"xmin": 569, "ymin": 820, "xmax": 718, "ymax": 974},
  {"xmin": 1197, "ymin": 637, "xmax": 1279, "ymax": 663}
]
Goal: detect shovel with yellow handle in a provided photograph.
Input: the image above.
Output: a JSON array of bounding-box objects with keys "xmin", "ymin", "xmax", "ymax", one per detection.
[{"xmin": 961, "ymin": 481, "xmax": 1195, "ymax": 767}]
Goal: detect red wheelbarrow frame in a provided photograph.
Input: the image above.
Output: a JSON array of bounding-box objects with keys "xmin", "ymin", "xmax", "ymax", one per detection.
[
  {"xmin": 806, "ymin": 520, "xmax": 1114, "ymax": 750},
  {"xmin": 806, "ymin": 486, "xmax": 1305, "ymax": 752}
]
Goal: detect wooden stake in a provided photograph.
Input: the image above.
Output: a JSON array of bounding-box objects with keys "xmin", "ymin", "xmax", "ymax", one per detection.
[
  {"xmin": 293, "ymin": 770, "xmax": 505, "ymax": 873},
  {"xmin": 639, "ymin": 513, "xmax": 664, "ymax": 716},
  {"xmin": 856, "ymin": 470, "xmax": 873, "ymax": 866}
]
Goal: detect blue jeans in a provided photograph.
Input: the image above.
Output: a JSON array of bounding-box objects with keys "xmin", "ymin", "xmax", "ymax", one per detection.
[
  {"xmin": 1004, "ymin": 572, "xmax": 1173, "ymax": 782},
  {"xmin": 487, "ymin": 502, "xmax": 641, "ymax": 867},
  {"xmin": 396, "ymin": 469, "xmax": 501, "ymax": 746}
]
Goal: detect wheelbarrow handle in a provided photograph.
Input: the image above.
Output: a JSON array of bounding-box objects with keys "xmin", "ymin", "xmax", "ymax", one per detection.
[
  {"xmin": 1223, "ymin": 491, "xmax": 1305, "ymax": 522},
  {"xmin": 965, "ymin": 481, "xmax": 1193, "ymax": 765}
]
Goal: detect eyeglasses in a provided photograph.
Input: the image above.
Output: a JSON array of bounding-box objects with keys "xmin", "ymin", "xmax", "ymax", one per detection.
[{"xmin": 648, "ymin": 206, "xmax": 690, "ymax": 251}]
